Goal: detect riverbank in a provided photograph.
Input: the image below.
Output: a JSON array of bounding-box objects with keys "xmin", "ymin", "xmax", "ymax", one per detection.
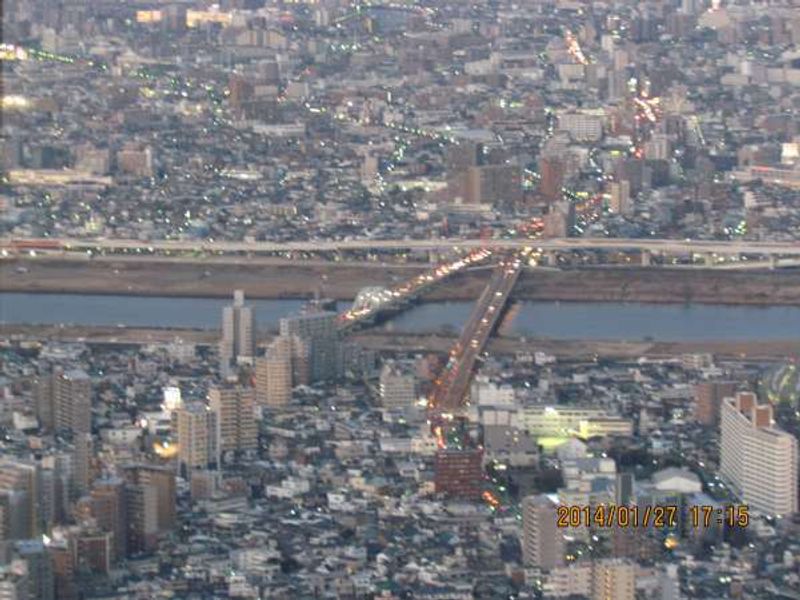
[
  {"xmin": 2, "ymin": 256, "xmax": 800, "ymax": 305},
  {"xmin": 2, "ymin": 323, "xmax": 797, "ymax": 361}
]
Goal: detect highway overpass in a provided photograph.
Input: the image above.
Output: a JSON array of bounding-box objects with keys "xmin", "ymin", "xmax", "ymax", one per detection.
[{"xmin": 3, "ymin": 236, "xmax": 800, "ymax": 257}]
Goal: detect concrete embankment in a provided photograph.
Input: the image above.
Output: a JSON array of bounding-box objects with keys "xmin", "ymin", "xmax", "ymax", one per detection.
[{"xmin": 2, "ymin": 324, "xmax": 798, "ymax": 362}]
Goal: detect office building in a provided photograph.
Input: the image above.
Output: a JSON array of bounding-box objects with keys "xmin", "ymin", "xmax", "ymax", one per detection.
[
  {"xmin": 175, "ymin": 403, "xmax": 219, "ymax": 475},
  {"xmin": 255, "ymin": 336, "xmax": 293, "ymax": 407},
  {"xmin": 480, "ymin": 405, "xmax": 633, "ymax": 440},
  {"xmin": 720, "ymin": 391, "xmax": 798, "ymax": 516},
  {"xmin": 434, "ymin": 449, "xmax": 483, "ymax": 500},
  {"xmin": 693, "ymin": 381, "xmax": 736, "ymax": 425},
  {"xmin": 379, "ymin": 363, "xmax": 416, "ymax": 409},
  {"xmin": 208, "ymin": 386, "xmax": 258, "ymax": 457},
  {"xmin": 521, "ymin": 494, "xmax": 564, "ymax": 570},
  {"xmin": 220, "ymin": 290, "xmax": 256, "ymax": 376}
]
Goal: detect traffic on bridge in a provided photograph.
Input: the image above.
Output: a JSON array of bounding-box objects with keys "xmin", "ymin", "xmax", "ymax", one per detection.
[
  {"xmin": 336, "ymin": 248, "xmax": 493, "ymax": 333},
  {"xmin": 3, "ymin": 236, "xmax": 798, "ymax": 258},
  {"xmin": 429, "ymin": 251, "xmax": 529, "ymax": 415}
]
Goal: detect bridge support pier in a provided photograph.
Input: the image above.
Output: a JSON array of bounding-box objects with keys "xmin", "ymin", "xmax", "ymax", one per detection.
[
  {"xmin": 704, "ymin": 252, "xmax": 715, "ymax": 267},
  {"xmin": 770, "ymin": 255, "xmax": 778, "ymax": 270},
  {"xmin": 545, "ymin": 251, "xmax": 558, "ymax": 267},
  {"xmin": 640, "ymin": 250, "xmax": 651, "ymax": 267}
]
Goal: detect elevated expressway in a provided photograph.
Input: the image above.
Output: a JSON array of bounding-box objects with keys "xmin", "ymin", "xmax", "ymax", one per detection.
[{"xmin": 3, "ymin": 236, "xmax": 798, "ymax": 263}]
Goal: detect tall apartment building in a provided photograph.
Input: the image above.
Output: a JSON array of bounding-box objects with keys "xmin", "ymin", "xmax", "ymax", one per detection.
[
  {"xmin": 720, "ymin": 392, "xmax": 798, "ymax": 516},
  {"xmin": 0, "ymin": 460, "xmax": 41, "ymax": 541},
  {"xmin": 255, "ymin": 336, "xmax": 293, "ymax": 407},
  {"xmin": 279, "ymin": 310, "xmax": 340, "ymax": 383},
  {"xmin": 208, "ymin": 386, "xmax": 258, "ymax": 458},
  {"xmin": 542, "ymin": 559, "xmax": 635, "ymax": 600},
  {"xmin": 72, "ymin": 433, "xmax": 93, "ymax": 496},
  {"xmin": 591, "ymin": 559, "xmax": 636, "ymax": 600},
  {"xmin": 220, "ymin": 290, "xmax": 256, "ymax": 376},
  {"xmin": 379, "ymin": 362, "xmax": 416, "ymax": 409},
  {"xmin": 90, "ymin": 478, "xmax": 127, "ymax": 562},
  {"xmin": 538, "ymin": 155, "xmax": 565, "ymax": 202},
  {"xmin": 609, "ymin": 180, "xmax": 632, "ymax": 216},
  {"xmin": 693, "ymin": 381, "xmax": 737, "ymax": 425},
  {"xmin": 521, "ymin": 494, "xmax": 564, "ymax": 570},
  {"xmin": 36, "ymin": 369, "xmax": 91, "ymax": 435},
  {"xmin": 122, "ymin": 465, "xmax": 176, "ymax": 555},
  {"xmin": 175, "ymin": 403, "xmax": 219, "ymax": 475},
  {"xmin": 461, "ymin": 164, "xmax": 523, "ymax": 207}
]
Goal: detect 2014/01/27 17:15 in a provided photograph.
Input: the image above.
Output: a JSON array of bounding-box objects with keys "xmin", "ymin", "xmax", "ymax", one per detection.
[{"xmin": 689, "ymin": 504, "xmax": 749, "ymax": 528}]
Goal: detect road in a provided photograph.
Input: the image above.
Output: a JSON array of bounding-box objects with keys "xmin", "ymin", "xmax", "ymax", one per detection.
[
  {"xmin": 4, "ymin": 236, "xmax": 799, "ymax": 257},
  {"xmin": 430, "ymin": 254, "xmax": 525, "ymax": 413}
]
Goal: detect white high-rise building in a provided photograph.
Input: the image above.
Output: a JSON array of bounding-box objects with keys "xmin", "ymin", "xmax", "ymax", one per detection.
[
  {"xmin": 521, "ymin": 494, "xmax": 564, "ymax": 570},
  {"xmin": 220, "ymin": 290, "xmax": 256, "ymax": 376},
  {"xmin": 720, "ymin": 392, "xmax": 798, "ymax": 516},
  {"xmin": 175, "ymin": 403, "xmax": 219, "ymax": 475},
  {"xmin": 610, "ymin": 180, "xmax": 632, "ymax": 216},
  {"xmin": 255, "ymin": 336, "xmax": 293, "ymax": 407}
]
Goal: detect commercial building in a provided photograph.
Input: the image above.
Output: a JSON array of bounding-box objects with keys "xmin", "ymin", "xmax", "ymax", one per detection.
[
  {"xmin": 479, "ymin": 405, "xmax": 633, "ymax": 441},
  {"xmin": 719, "ymin": 392, "xmax": 798, "ymax": 516}
]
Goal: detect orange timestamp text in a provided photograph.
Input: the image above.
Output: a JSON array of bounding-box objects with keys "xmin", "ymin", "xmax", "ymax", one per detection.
[
  {"xmin": 557, "ymin": 504, "xmax": 678, "ymax": 529},
  {"xmin": 556, "ymin": 504, "xmax": 750, "ymax": 529}
]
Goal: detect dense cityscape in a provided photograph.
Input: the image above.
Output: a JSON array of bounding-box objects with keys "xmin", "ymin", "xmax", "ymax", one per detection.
[{"xmin": 1, "ymin": 0, "xmax": 800, "ymax": 599}]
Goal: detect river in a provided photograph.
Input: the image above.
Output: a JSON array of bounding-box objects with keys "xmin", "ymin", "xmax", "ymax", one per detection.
[{"xmin": 1, "ymin": 292, "xmax": 799, "ymax": 341}]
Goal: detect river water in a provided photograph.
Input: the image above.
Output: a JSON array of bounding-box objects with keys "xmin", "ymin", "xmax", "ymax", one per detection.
[{"xmin": 1, "ymin": 293, "xmax": 799, "ymax": 341}]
